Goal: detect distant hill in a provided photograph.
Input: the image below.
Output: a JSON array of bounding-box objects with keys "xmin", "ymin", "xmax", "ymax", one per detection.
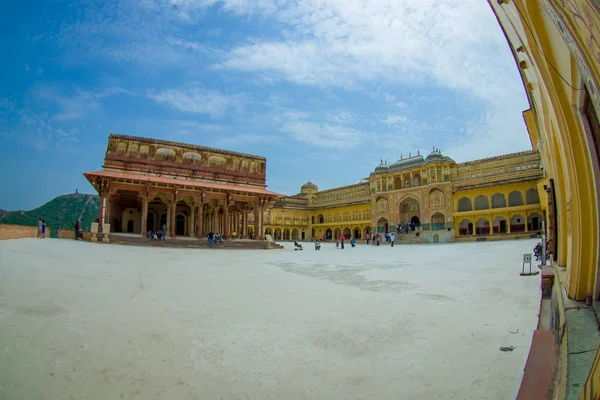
[{"xmin": 0, "ymin": 193, "xmax": 100, "ymax": 238}]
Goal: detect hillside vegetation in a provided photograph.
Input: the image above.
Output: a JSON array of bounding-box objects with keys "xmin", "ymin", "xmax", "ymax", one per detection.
[{"xmin": 0, "ymin": 193, "xmax": 100, "ymax": 237}]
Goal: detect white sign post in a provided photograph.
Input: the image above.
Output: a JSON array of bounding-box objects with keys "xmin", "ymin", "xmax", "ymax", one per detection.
[{"xmin": 520, "ymin": 253, "xmax": 539, "ymax": 276}]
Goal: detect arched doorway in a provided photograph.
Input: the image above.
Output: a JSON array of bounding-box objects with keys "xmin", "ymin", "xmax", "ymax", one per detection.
[
  {"xmin": 176, "ymin": 215, "xmax": 186, "ymax": 235},
  {"xmin": 325, "ymin": 228, "xmax": 332, "ymax": 240},
  {"xmin": 147, "ymin": 211, "xmax": 155, "ymax": 232},
  {"xmin": 527, "ymin": 212, "xmax": 542, "ymax": 231},
  {"xmin": 334, "ymin": 228, "xmax": 341, "ymax": 239},
  {"xmin": 377, "ymin": 217, "xmax": 388, "ymax": 233},
  {"xmin": 283, "ymin": 228, "xmax": 290, "ymax": 240},
  {"xmin": 363, "ymin": 227, "xmax": 371, "ymax": 238},
  {"xmin": 459, "ymin": 219, "xmax": 473, "ymax": 236},
  {"xmin": 510, "ymin": 214, "xmax": 525, "ymax": 232},
  {"xmin": 292, "ymin": 229, "xmax": 299, "ymax": 240},
  {"xmin": 475, "ymin": 218, "xmax": 490, "ymax": 235},
  {"xmin": 342, "ymin": 227, "xmax": 351, "ymax": 239},
  {"xmin": 274, "ymin": 228, "xmax": 282, "ymax": 240},
  {"xmin": 353, "ymin": 227, "xmax": 361, "ymax": 239},
  {"xmin": 127, "ymin": 220, "xmax": 134, "ymax": 233},
  {"xmin": 433, "ymin": 234, "xmax": 439, "ymax": 243},
  {"xmin": 493, "ymin": 216, "xmax": 508, "ymax": 234},
  {"xmin": 399, "ymin": 197, "xmax": 420, "ymax": 226}
]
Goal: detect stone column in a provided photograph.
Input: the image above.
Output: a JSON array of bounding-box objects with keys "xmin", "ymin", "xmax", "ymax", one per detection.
[
  {"xmin": 254, "ymin": 206, "xmax": 260, "ymax": 240},
  {"xmin": 525, "ymin": 214, "xmax": 529, "ymax": 232},
  {"xmin": 140, "ymin": 193, "xmax": 149, "ymax": 236},
  {"xmin": 196, "ymin": 203, "xmax": 204, "ymax": 238},
  {"xmin": 189, "ymin": 204, "xmax": 195, "ymax": 237},
  {"xmin": 242, "ymin": 210, "xmax": 248, "ymax": 238},
  {"xmin": 224, "ymin": 201, "xmax": 230, "ymax": 239},
  {"xmin": 171, "ymin": 200, "xmax": 177, "ymax": 238}
]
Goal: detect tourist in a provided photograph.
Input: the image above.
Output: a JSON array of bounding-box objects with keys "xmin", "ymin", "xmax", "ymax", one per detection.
[
  {"xmin": 73, "ymin": 220, "xmax": 80, "ymax": 240},
  {"xmin": 37, "ymin": 218, "xmax": 43, "ymax": 239},
  {"xmin": 208, "ymin": 231, "xmax": 214, "ymax": 249},
  {"xmin": 315, "ymin": 239, "xmax": 321, "ymax": 250},
  {"xmin": 350, "ymin": 235, "xmax": 356, "ymax": 247},
  {"xmin": 335, "ymin": 239, "xmax": 339, "ymax": 249},
  {"xmin": 340, "ymin": 234, "xmax": 345, "ymax": 249},
  {"xmin": 41, "ymin": 218, "xmax": 46, "ymax": 238},
  {"xmin": 366, "ymin": 232, "xmax": 370, "ymax": 245},
  {"xmin": 390, "ymin": 232, "xmax": 395, "ymax": 247},
  {"xmin": 216, "ymin": 232, "xmax": 223, "ymax": 243},
  {"xmin": 162, "ymin": 223, "xmax": 167, "ymax": 240}
]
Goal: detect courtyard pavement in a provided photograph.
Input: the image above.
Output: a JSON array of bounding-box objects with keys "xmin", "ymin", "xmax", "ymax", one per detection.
[{"xmin": 0, "ymin": 238, "xmax": 541, "ymax": 399}]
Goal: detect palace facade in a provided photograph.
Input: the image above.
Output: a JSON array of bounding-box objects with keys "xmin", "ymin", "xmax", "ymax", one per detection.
[{"xmin": 266, "ymin": 148, "xmax": 545, "ymax": 244}]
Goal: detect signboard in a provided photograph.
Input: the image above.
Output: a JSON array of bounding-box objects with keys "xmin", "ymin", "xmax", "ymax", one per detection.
[{"xmin": 523, "ymin": 253, "xmax": 532, "ymax": 263}]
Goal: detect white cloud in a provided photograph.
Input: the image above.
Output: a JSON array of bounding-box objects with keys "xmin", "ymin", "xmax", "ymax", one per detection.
[
  {"xmin": 147, "ymin": 84, "xmax": 246, "ymax": 118},
  {"xmin": 383, "ymin": 115, "xmax": 408, "ymax": 126}
]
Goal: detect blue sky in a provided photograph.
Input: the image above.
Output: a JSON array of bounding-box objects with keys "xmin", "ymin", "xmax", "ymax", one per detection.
[{"xmin": 0, "ymin": 0, "xmax": 531, "ymax": 211}]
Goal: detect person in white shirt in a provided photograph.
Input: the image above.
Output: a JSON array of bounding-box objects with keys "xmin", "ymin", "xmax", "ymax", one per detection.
[{"xmin": 390, "ymin": 233, "xmax": 395, "ymax": 247}]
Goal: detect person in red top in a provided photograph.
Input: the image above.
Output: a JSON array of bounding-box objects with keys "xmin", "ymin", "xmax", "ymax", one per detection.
[{"xmin": 340, "ymin": 234, "xmax": 345, "ymax": 249}]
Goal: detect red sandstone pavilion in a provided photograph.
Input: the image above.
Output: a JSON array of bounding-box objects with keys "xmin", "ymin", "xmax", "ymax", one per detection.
[{"xmin": 84, "ymin": 134, "xmax": 281, "ymax": 240}]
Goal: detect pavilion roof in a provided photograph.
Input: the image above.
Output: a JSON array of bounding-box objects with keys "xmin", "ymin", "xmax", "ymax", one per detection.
[{"xmin": 84, "ymin": 170, "xmax": 282, "ymax": 197}]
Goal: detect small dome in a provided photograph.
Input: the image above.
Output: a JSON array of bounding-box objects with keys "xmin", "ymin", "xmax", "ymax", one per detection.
[
  {"xmin": 426, "ymin": 148, "xmax": 443, "ymax": 162},
  {"xmin": 300, "ymin": 180, "xmax": 318, "ymax": 193},
  {"xmin": 374, "ymin": 161, "xmax": 389, "ymax": 172}
]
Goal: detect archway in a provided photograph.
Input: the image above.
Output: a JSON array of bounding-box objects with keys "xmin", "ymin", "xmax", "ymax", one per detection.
[
  {"xmin": 342, "ymin": 227, "xmax": 351, "ymax": 239},
  {"xmin": 248, "ymin": 227, "xmax": 254, "ymax": 239},
  {"xmin": 431, "ymin": 212, "xmax": 445, "ymax": 230},
  {"xmin": 474, "ymin": 195, "xmax": 489, "ymax": 210},
  {"xmin": 363, "ymin": 227, "xmax": 371, "ymax": 238},
  {"xmin": 334, "ymin": 228, "xmax": 341, "ymax": 239},
  {"xmin": 283, "ymin": 228, "xmax": 290, "ymax": 240},
  {"xmin": 399, "ymin": 197, "xmax": 420, "ymax": 226},
  {"xmin": 508, "ymin": 191, "xmax": 524, "ymax": 207},
  {"xmin": 292, "ymin": 229, "xmax": 299, "ymax": 240},
  {"xmin": 459, "ymin": 219, "xmax": 473, "ymax": 236},
  {"xmin": 147, "ymin": 211, "xmax": 155, "ymax": 232},
  {"xmin": 176, "ymin": 214, "xmax": 186, "ymax": 236},
  {"xmin": 433, "ymin": 234, "xmax": 440, "ymax": 243},
  {"xmin": 274, "ymin": 228, "xmax": 282, "ymax": 240},
  {"xmin": 127, "ymin": 220, "xmax": 134, "ymax": 233},
  {"xmin": 493, "ymin": 216, "xmax": 508, "ymax": 234},
  {"xmin": 325, "ymin": 228, "xmax": 332, "ymax": 240},
  {"xmin": 526, "ymin": 188, "xmax": 540, "ymax": 204},
  {"xmin": 510, "ymin": 214, "xmax": 525, "ymax": 232},
  {"xmin": 377, "ymin": 217, "xmax": 388, "ymax": 234},
  {"xmin": 491, "ymin": 193, "xmax": 506, "ymax": 208},
  {"xmin": 528, "ymin": 212, "xmax": 542, "ymax": 231},
  {"xmin": 353, "ymin": 227, "xmax": 361, "ymax": 239},
  {"xmin": 317, "ymin": 214, "xmax": 324, "ymax": 223},
  {"xmin": 457, "ymin": 197, "xmax": 472, "ymax": 212},
  {"xmin": 475, "ymin": 218, "xmax": 490, "ymax": 235}
]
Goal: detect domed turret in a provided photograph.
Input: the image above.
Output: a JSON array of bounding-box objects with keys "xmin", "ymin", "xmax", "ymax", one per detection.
[
  {"xmin": 300, "ymin": 180, "xmax": 319, "ymax": 194},
  {"xmin": 426, "ymin": 147, "xmax": 443, "ymax": 162},
  {"xmin": 374, "ymin": 159, "xmax": 389, "ymax": 173},
  {"xmin": 389, "ymin": 152, "xmax": 425, "ymax": 170}
]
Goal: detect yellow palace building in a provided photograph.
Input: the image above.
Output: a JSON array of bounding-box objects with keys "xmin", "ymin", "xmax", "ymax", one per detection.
[{"xmin": 265, "ymin": 148, "xmax": 545, "ymax": 245}]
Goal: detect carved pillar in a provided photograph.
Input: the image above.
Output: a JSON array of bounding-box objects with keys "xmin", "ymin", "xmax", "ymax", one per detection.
[
  {"xmin": 525, "ymin": 214, "xmax": 529, "ymax": 232},
  {"xmin": 224, "ymin": 197, "xmax": 231, "ymax": 239},
  {"xmin": 189, "ymin": 204, "xmax": 194, "ymax": 237},
  {"xmin": 140, "ymin": 192, "xmax": 149, "ymax": 236},
  {"xmin": 242, "ymin": 209, "xmax": 248, "ymax": 238},
  {"xmin": 171, "ymin": 199, "xmax": 177, "ymax": 238},
  {"xmin": 196, "ymin": 200, "xmax": 204, "ymax": 238},
  {"xmin": 254, "ymin": 205, "xmax": 260, "ymax": 240}
]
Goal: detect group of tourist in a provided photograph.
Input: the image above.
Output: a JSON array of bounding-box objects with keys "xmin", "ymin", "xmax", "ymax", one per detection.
[
  {"xmin": 37, "ymin": 218, "xmax": 46, "ymax": 239},
  {"xmin": 206, "ymin": 231, "xmax": 223, "ymax": 248}
]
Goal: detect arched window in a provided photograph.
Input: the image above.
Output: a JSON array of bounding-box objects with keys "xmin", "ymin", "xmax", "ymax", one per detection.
[
  {"xmin": 182, "ymin": 152, "xmax": 201, "ymax": 164},
  {"xmin": 156, "ymin": 148, "xmax": 176, "ymax": 162},
  {"xmin": 208, "ymin": 155, "xmax": 227, "ymax": 168},
  {"xmin": 457, "ymin": 197, "xmax": 472, "ymax": 212},
  {"xmin": 376, "ymin": 198, "xmax": 389, "ymax": 212},
  {"xmin": 317, "ymin": 214, "xmax": 324, "ymax": 224},
  {"xmin": 526, "ymin": 188, "xmax": 540, "ymax": 204},
  {"xmin": 491, "ymin": 193, "xmax": 506, "ymax": 208},
  {"xmin": 394, "ymin": 176, "xmax": 402, "ymax": 190},
  {"xmin": 508, "ymin": 191, "xmax": 524, "ymax": 207},
  {"xmin": 429, "ymin": 189, "xmax": 445, "ymax": 207},
  {"xmin": 474, "ymin": 195, "xmax": 489, "ymax": 210}
]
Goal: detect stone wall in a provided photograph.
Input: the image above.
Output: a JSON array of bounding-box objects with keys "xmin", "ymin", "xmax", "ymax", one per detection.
[{"xmin": 0, "ymin": 224, "xmax": 51, "ymax": 240}]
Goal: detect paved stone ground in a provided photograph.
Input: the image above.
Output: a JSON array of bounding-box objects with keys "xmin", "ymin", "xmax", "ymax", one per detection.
[{"xmin": 0, "ymin": 238, "xmax": 541, "ymax": 399}]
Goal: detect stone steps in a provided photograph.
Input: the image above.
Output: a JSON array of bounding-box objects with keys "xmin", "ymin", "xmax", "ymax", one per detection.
[{"xmin": 108, "ymin": 235, "xmax": 283, "ymax": 250}]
